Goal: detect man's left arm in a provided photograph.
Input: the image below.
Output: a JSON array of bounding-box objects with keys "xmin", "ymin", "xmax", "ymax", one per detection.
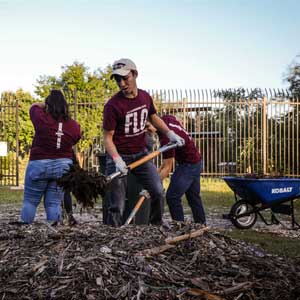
[
  {"xmin": 149, "ymin": 114, "xmax": 170, "ymax": 134},
  {"xmin": 149, "ymin": 114, "xmax": 185, "ymax": 147},
  {"xmin": 158, "ymin": 158, "xmax": 174, "ymax": 180}
]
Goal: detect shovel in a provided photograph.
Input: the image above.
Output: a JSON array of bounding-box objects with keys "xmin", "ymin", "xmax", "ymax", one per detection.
[
  {"xmin": 106, "ymin": 142, "xmax": 179, "ymax": 182},
  {"xmin": 58, "ymin": 142, "xmax": 179, "ymax": 208}
]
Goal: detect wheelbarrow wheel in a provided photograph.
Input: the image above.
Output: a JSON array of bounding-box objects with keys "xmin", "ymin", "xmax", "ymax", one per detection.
[{"xmin": 230, "ymin": 200, "xmax": 257, "ymax": 229}]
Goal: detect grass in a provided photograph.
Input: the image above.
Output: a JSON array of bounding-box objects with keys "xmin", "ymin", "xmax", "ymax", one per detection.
[
  {"xmin": 175, "ymin": 178, "xmax": 300, "ymax": 258},
  {"xmin": 0, "ymin": 187, "xmax": 23, "ymax": 204},
  {"xmin": 1, "ymin": 179, "xmax": 300, "ymax": 258},
  {"xmin": 201, "ymin": 177, "xmax": 235, "ymax": 208},
  {"xmin": 226, "ymin": 229, "xmax": 300, "ymax": 258}
]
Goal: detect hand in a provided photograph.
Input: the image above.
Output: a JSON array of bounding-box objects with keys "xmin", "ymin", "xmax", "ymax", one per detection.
[
  {"xmin": 166, "ymin": 130, "xmax": 185, "ymax": 147},
  {"xmin": 113, "ymin": 156, "xmax": 128, "ymax": 175}
]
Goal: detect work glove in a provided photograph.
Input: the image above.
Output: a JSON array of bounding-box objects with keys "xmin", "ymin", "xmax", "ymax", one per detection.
[
  {"xmin": 166, "ymin": 130, "xmax": 185, "ymax": 147},
  {"xmin": 113, "ymin": 156, "xmax": 128, "ymax": 176}
]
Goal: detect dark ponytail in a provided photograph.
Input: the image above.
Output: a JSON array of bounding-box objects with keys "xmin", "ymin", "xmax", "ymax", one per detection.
[{"xmin": 45, "ymin": 90, "xmax": 70, "ymax": 121}]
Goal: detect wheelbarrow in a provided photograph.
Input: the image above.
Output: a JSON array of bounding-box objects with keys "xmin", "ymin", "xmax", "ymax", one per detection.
[{"xmin": 223, "ymin": 176, "xmax": 300, "ymax": 229}]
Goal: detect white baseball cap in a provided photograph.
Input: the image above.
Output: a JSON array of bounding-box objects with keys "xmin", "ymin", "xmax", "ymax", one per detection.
[{"xmin": 111, "ymin": 58, "xmax": 137, "ymax": 78}]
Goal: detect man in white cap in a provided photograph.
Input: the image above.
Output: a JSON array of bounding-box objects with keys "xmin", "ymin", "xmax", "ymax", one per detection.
[{"xmin": 102, "ymin": 58, "xmax": 184, "ymax": 227}]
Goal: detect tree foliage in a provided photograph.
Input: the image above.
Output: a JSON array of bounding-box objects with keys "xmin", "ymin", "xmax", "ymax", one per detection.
[
  {"xmin": 213, "ymin": 88, "xmax": 265, "ymax": 173},
  {"xmin": 285, "ymin": 54, "xmax": 300, "ymax": 98},
  {"xmin": 0, "ymin": 89, "xmax": 35, "ymax": 158},
  {"xmin": 16, "ymin": 90, "xmax": 36, "ymax": 157}
]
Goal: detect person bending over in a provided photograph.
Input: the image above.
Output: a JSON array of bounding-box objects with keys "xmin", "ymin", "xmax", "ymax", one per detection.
[
  {"xmin": 158, "ymin": 115, "xmax": 206, "ymax": 224},
  {"xmin": 20, "ymin": 90, "xmax": 81, "ymax": 224}
]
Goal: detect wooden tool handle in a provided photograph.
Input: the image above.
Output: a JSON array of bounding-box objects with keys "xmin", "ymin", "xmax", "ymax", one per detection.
[
  {"xmin": 128, "ymin": 150, "xmax": 160, "ymax": 170},
  {"xmin": 106, "ymin": 143, "xmax": 178, "ymax": 182},
  {"xmin": 124, "ymin": 195, "xmax": 146, "ymax": 225},
  {"xmin": 165, "ymin": 227, "xmax": 209, "ymax": 244}
]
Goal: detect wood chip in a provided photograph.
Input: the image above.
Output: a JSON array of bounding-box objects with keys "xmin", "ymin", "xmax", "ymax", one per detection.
[{"xmin": 0, "ymin": 220, "xmax": 299, "ymax": 300}]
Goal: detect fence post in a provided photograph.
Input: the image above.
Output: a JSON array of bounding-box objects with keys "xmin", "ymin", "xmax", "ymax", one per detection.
[
  {"xmin": 73, "ymin": 88, "xmax": 80, "ymax": 165},
  {"xmin": 15, "ymin": 98, "xmax": 19, "ymax": 186},
  {"xmin": 262, "ymin": 96, "xmax": 268, "ymax": 175},
  {"xmin": 73, "ymin": 88, "xmax": 78, "ymax": 121},
  {"xmin": 183, "ymin": 97, "xmax": 186, "ymax": 128}
]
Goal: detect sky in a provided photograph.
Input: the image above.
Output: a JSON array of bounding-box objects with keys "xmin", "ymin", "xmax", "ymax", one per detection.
[{"xmin": 0, "ymin": 0, "xmax": 299, "ymax": 95}]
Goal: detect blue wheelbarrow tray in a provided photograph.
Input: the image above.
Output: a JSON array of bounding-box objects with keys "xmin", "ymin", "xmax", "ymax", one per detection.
[
  {"xmin": 223, "ymin": 176, "xmax": 300, "ymax": 206},
  {"xmin": 222, "ymin": 176, "xmax": 300, "ymax": 229}
]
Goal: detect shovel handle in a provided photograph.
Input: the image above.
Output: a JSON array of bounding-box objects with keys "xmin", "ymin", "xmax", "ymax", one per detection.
[
  {"xmin": 127, "ymin": 142, "xmax": 178, "ymax": 170},
  {"xmin": 128, "ymin": 150, "xmax": 161, "ymax": 170},
  {"xmin": 106, "ymin": 142, "xmax": 178, "ymax": 182}
]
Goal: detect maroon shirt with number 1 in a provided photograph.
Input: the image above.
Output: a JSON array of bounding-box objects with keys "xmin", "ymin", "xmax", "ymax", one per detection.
[{"xmin": 29, "ymin": 105, "xmax": 81, "ymax": 160}]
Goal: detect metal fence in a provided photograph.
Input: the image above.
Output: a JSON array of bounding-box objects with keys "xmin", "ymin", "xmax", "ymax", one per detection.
[
  {"xmin": 0, "ymin": 93, "xmax": 19, "ymax": 186},
  {"xmin": 1, "ymin": 88, "xmax": 299, "ymax": 186},
  {"xmin": 150, "ymin": 89, "xmax": 300, "ymax": 177},
  {"xmin": 67, "ymin": 88, "xmax": 300, "ymax": 178}
]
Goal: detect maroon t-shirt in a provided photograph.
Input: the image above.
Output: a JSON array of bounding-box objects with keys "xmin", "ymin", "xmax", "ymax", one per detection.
[
  {"xmin": 103, "ymin": 89, "xmax": 156, "ymax": 154},
  {"xmin": 158, "ymin": 115, "xmax": 201, "ymax": 164},
  {"xmin": 29, "ymin": 105, "xmax": 81, "ymax": 160}
]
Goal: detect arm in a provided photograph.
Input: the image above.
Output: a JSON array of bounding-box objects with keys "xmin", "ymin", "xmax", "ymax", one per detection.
[
  {"xmin": 149, "ymin": 114, "xmax": 185, "ymax": 147},
  {"xmin": 29, "ymin": 102, "xmax": 46, "ymax": 124},
  {"xmin": 149, "ymin": 114, "xmax": 170, "ymax": 134},
  {"xmin": 73, "ymin": 150, "xmax": 83, "ymax": 168},
  {"xmin": 103, "ymin": 129, "xmax": 128, "ymax": 175},
  {"xmin": 158, "ymin": 158, "xmax": 174, "ymax": 180},
  {"xmin": 103, "ymin": 129, "xmax": 119, "ymax": 158}
]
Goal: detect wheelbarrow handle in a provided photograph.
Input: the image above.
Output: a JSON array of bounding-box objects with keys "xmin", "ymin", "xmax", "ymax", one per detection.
[{"xmin": 106, "ymin": 142, "xmax": 178, "ymax": 182}]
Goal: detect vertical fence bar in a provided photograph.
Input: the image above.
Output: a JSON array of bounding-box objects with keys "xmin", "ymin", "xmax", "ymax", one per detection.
[
  {"xmin": 274, "ymin": 92, "xmax": 278, "ymax": 174},
  {"xmin": 205, "ymin": 89, "xmax": 209, "ymax": 175},
  {"xmin": 297, "ymin": 95, "xmax": 299, "ymax": 176},
  {"xmin": 15, "ymin": 98, "xmax": 19, "ymax": 186},
  {"xmin": 255, "ymin": 95, "xmax": 259, "ymax": 173},
  {"xmin": 240, "ymin": 94, "xmax": 244, "ymax": 173},
  {"xmin": 270, "ymin": 93, "xmax": 273, "ymax": 174},
  {"xmin": 283, "ymin": 96, "xmax": 286, "ymax": 174},
  {"xmin": 287, "ymin": 97, "xmax": 291, "ymax": 176},
  {"xmin": 262, "ymin": 96, "xmax": 268, "ymax": 175},
  {"xmin": 208, "ymin": 90, "xmax": 212, "ymax": 175},
  {"xmin": 183, "ymin": 95, "xmax": 186, "ymax": 129}
]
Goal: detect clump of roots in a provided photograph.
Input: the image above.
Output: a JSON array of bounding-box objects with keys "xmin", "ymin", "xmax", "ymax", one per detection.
[{"xmin": 58, "ymin": 164, "xmax": 108, "ymax": 208}]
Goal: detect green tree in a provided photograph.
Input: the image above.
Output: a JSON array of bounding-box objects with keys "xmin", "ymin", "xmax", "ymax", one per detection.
[
  {"xmin": 0, "ymin": 89, "xmax": 35, "ymax": 158},
  {"xmin": 285, "ymin": 54, "xmax": 300, "ymax": 98},
  {"xmin": 214, "ymin": 88, "xmax": 265, "ymax": 174},
  {"xmin": 16, "ymin": 90, "xmax": 36, "ymax": 157}
]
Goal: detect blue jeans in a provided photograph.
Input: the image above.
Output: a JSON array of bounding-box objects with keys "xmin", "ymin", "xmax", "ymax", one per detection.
[
  {"xmin": 166, "ymin": 160, "xmax": 206, "ymax": 224},
  {"xmin": 21, "ymin": 158, "xmax": 73, "ymax": 224},
  {"xmin": 106, "ymin": 151, "xmax": 164, "ymax": 227}
]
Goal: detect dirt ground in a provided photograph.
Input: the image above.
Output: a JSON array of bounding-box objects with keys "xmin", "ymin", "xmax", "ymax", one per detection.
[
  {"xmin": 1, "ymin": 202, "xmax": 300, "ymax": 300},
  {"xmin": 1, "ymin": 202, "xmax": 300, "ymax": 239}
]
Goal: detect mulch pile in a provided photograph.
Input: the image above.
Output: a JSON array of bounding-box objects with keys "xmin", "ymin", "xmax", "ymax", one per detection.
[{"xmin": 1, "ymin": 221, "xmax": 300, "ymax": 300}]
